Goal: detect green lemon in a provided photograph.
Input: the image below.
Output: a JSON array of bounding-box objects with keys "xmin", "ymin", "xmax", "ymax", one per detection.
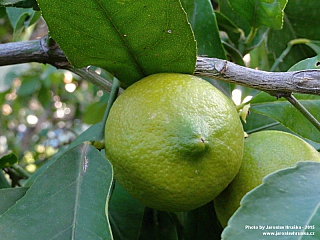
[
  {"xmin": 105, "ymin": 73, "xmax": 244, "ymax": 212},
  {"xmin": 214, "ymin": 130, "xmax": 320, "ymax": 227}
]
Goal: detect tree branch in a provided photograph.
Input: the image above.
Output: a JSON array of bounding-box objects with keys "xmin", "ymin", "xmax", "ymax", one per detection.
[
  {"xmin": 195, "ymin": 57, "xmax": 320, "ymax": 96},
  {"xmin": 1, "ymin": 37, "xmax": 320, "ymax": 96},
  {"xmin": 0, "ymin": 36, "xmax": 68, "ymax": 67},
  {"xmin": 0, "ymin": 36, "xmax": 115, "ymax": 92}
]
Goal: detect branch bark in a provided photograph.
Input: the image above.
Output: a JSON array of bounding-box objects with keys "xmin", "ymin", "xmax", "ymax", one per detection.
[
  {"xmin": 195, "ymin": 57, "xmax": 320, "ymax": 96},
  {"xmin": 0, "ymin": 36, "xmax": 115, "ymax": 92},
  {"xmin": 1, "ymin": 37, "xmax": 320, "ymax": 96}
]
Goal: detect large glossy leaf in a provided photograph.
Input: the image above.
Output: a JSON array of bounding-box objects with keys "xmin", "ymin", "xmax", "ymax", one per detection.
[
  {"xmin": 0, "ymin": 187, "xmax": 28, "ymax": 215},
  {"xmin": 37, "ymin": 0, "xmax": 197, "ymax": 87},
  {"xmin": 181, "ymin": 0, "xmax": 225, "ymax": 59},
  {"xmin": 227, "ymin": 0, "xmax": 287, "ymax": 29},
  {"xmin": 108, "ymin": 182, "xmax": 145, "ymax": 240},
  {"xmin": 250, "ymin": 92, "xmax": 320, "ymax": 142},
  {"xmin": 222, "ymin": 162, "xmax": 320, "ymax": 239},
  {"xmin": 0, "ymin": 143, "xmax": 114, "ymax": 239}
]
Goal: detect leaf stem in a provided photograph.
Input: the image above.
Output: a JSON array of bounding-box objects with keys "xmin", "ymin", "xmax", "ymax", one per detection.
[
  {"xmin": 246, "ymin": 122, "xmax": 281, "ymax": 134},
  {"xmin": 12, "ymin": 164, "xmax": 31, "ymax": 178},
  {"xmin": 245, "ymin": 27, "xmax": 258, "ymax": 45},
  {"xmin": 65, "ymin": 66, "xmax": 116, "ymax": 93},
  {"xmin": 270, "ymin": 44, "xmax": 291, "ymax": 72},
  {"xmin": 270, "ymin": 38, "xmax": 312, "ymax": 72},
  {"xmin": 285, "ymin": 94, "xmax": 320, "ymax": 132}
]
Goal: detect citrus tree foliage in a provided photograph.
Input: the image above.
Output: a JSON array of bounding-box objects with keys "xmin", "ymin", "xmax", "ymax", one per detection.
[{"xmin": 0, "ymin": 0, "xmax": 320, "ymax": 239}]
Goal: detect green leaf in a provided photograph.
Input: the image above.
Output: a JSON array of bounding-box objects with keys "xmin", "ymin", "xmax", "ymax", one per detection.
[
  {"xmin": 288, "ymin": 55, "xmax": 320, "ymax": 71},
  {"xmin": 249, "ymin": 39, "xmax": 271, "ymax": 71},
  {"xmin": 108, "ymin": 182, "xmax": 145, "ymax": 240},
  {"xmin": 0, "ymin": 187, "xmax": 28, "ymax": 215},
  {"xmin": 37, "ymin": 0, "xmax": 197, "ymax": 87},
  {"xmin": 0, "ymin": 171, "xmax": 10, "ymax": 189},
  {"xmin": 218, "ymin": 0, "xmax": 250, "ymax": 35},
  {"xmin": 222, "ymin": 162, "xmax": 320, "ymax": 239},
  {"xmin": 181, "ymin": 0, "xmax": 225, "ymax": 59},
  {"xmin": 306, "ymin": 41, "xmax": 320, "ymax": 55},
  {"xmin": 301, "ymin": 203, "xmax": 320, "ymax": 239},
  {"xmin": 0, "ymin": 0, "xmax": 39, "ymax": 10},
  {"xmin": 182, "ymin": 202, "xmax": 222, "ymax": 240},
  {"xmin": 217, "ymin": 1, "xmax": 269, "ymax": 55},
  {"xmin": 282, "ymin": 1, "xmax": 320, "ymax": 41},
  {"xmin": 0, "ymin": 143, "xmax": 113, "ymax": 239},
  {"xmin": 83, "ymin": 93, "xmax": 109, "ymax": 124},
  {"xmin": 243, "ymin": 112, "xmax": 320, "ymax": 151},
  {"xmin": 0, "ymin": 152, "xmax": 18, "ymax": 168},
  {"xmin": 215, "ymin": 11, "xmax": 242, "ymax": 47},
  {"xmin": 250, "ymin": 92, "xmax": 320, "ymax": 142},
  {"xmin": 228, "ymin": 0, "xmax": 288, "ymax": 29},
  {"xmin": 244, "ymin": 111, "xmax": 283, "ymax": 133},
  {"xmin": 139, "ymin": 209, "xmax": 179, "ymax": 240},
  {"xmin": 267, "ymin": 1, "xmax": 320, "ymax": 71}
]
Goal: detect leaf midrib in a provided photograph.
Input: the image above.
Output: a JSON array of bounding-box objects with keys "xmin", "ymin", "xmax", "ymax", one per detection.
[
  {"xmin": 71, "ymin": 144, "xmax": 89, "ymax": 239},
  {"xmin": 94, "ymin": 0, "xmax": 145, "ymax": 77}
]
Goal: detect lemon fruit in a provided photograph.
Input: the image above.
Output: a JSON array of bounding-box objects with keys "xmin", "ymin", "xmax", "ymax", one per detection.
[
  {"xmin": 105, "ymin": 73, "xmax": 244, "ymax": 212},
  {"xmin": 214, "ymin": 130, "xmax": 320, "ymax": 227}
]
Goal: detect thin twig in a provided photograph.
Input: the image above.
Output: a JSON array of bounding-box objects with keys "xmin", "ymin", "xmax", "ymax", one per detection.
[
  {"xmin": 285, "ymin": 94, "xmax": 320, "ymax": 132},
  {"xmin": 195, "ymin": 57, "xmax": 320, "ymax": 96},
  {"xmin": 64, "ymin": 66, "xmax": 123, "ymax": 94}
]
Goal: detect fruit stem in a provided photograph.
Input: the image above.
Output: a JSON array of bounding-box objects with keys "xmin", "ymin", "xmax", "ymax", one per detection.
[{"xmin": 285, "ymin": 94, "xmax": 320, "ymax": 132}]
